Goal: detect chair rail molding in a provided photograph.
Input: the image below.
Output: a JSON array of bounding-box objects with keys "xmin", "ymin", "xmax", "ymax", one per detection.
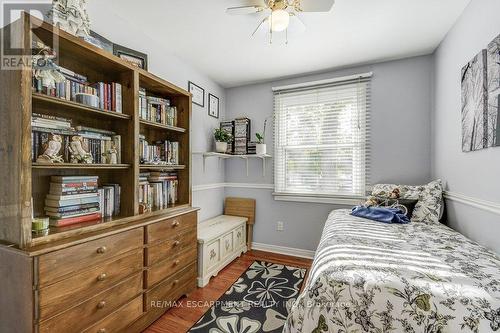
[
  {"xmin": 443, "ymin": 191, "xmax": 500, "ymax": 216},
  {"xmin": 193, "ymin": 183, "xmax": 274, "ymax": 192}
]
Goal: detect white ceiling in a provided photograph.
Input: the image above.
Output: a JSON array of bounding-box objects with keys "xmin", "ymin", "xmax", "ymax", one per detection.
[{"xmin": 96, "ymin": 0, "xmax": 471, "ymax": 88}]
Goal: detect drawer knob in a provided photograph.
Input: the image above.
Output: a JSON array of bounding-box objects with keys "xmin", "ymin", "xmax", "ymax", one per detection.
[
  {"xmin": 173, "ymin": 279, "xmax": 179, "ymax": 286},
  {"xmin": 97, "ymin": 300, "xmax": 106, "ymax": 309},
  {"xmin": 173, "ymin": 240, "xmax": 180, "ymax": 247},
  {"xmin": 96, "ymin": 246, "xmax": 107, "ymax": 254},
  {"xmin": 174, "ymin": 259, "xmax": 180, "ymax": 266},
  {"xmin": 98, "ymin": 329, "xmax": 107, "ymax": 333},
  {"xmin": 172, "ymin": 220, "xmax": 180, "ymax": 227},
  {"xmin": 97, "ymin": 273, "xmax": 107, "ymax": 281}
]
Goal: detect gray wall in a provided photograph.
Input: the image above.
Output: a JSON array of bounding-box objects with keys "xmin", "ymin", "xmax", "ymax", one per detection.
[
  {"xmin": 225, "ymin": 55, "xmax": 434, "ymax": 251},
  {"xmin": 87, "ymin": 1, "xmax": 226, "ymax": 222},
  {"xmin": 432, "ymin": 0, "xmax": 500, "ymax": 253}
]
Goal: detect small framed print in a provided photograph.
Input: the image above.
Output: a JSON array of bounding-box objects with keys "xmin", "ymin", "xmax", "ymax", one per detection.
[
  {"xmin": 208, "ymin": 94, "xmax": 219, "ymax": 119},
  {"xmin": 188, "ymin": 81, "xmax": 205, "ymax": 107},
  {"xmin": 113, "ymin": 43, "xmax": 148, "ymax": 70}
]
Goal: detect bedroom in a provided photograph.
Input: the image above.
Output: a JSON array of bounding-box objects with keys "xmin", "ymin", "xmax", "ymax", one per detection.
[{"xmin": 0, "ymin": 0, "xmax": 498, "ymax": 332}]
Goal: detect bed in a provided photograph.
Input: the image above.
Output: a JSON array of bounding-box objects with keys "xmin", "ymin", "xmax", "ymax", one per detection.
[{"xmin": 284, "ymin": 209, "xmax": 500, "ymax": 333}]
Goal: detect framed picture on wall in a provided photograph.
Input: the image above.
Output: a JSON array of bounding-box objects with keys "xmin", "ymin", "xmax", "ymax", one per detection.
[
  {"xmin": 208, "ymin": 94, "xmax": 219, "ymax": 118},
  {"xmin": 189, "ymin": 81, "xmax": 205, "ymax": 107},
  {"xmin": 113, "ymin": 43, "xmax": 148, "ymax": 70}
]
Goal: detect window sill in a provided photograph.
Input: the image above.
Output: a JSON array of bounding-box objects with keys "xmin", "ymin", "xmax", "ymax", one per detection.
[{"xmin": 272, "ymin": 192, "xmax": 364, "ymax": 205}]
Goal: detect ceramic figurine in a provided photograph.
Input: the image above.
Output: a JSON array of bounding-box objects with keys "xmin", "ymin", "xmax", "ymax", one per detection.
[
  {"xmin": 108, "ymin": 144, "xmax": 118, "ymax": 164},
  {"xmin": 48, "ymin": 0, "xmax": 91, "ymax": 38},
  {"xmin": 68, "ymin": 136, "xmax": 93, "ymax": 164},
  {"xmin": 36, "ymin": 134, "xmax": 64, "ymax": 163}
]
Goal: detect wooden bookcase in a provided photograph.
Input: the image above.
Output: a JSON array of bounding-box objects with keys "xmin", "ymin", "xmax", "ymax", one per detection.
[{"xmin": 0, "ymin": 13, "xmax": 192, "ymax": 248}]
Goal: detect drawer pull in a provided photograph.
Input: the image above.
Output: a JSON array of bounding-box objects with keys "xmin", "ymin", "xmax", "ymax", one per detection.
[
  {"xmin": 172, "ymin": 220, "xmax": 180, "ymax": 227},
  {"xmin": 97, "ymin": 273, "xmax": 107, "ymax": 281},
  {"xmin": 96, "ymin": 246, "xmax": 107, "ymax": 254},
  {"xmin": 173, "ymin": 279, "xmax": 179, "ymax": 286},
  {"xmin": 98, "ymin": 329, "xmax": 107, "ymax": 333},
  {"xmin": 173, "ymin": 240, "xmax": 180, "ymax": 247},
  {"xmin": 97, "ymin": 300, "xmax": 106, "ymax": 309},
  {"xmin": 174, "ymin": 259, "xmax": 180, "ymax": 266}
]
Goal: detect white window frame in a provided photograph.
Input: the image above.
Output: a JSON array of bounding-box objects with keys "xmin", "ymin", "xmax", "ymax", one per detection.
[{"xmin": 272, "ymin": 73, "xmax": 372, "ymax": 205}]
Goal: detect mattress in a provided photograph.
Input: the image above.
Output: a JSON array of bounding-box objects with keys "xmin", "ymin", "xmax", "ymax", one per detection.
[{"xmin": 284, "ymin": 209, "xmax": 500, "ymax": 332}]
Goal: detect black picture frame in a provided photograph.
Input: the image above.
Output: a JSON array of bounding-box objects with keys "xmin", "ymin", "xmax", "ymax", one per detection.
[
  {"xmin": 189, "ymin": 81, "xmax": 205, "ymax": 107},
  {"xmin": 208, "ymin": 93, "xmax": 220, "ymax": 119},
  {"xmin": 113, "ymin": 43, "xmax": 148, "ymax": 70}
]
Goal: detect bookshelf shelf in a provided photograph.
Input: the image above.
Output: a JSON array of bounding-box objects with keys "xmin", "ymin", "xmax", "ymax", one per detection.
[
  {"xmin": 32, "ymin": 163, "xmax": 131, "ymax": 170},
  {"xmin": 32, "ymin": 93, "xmax": 132, "ymax": 120},
  {"xmin": 139, "ymin": 164, "xmax": 186, "ymax": 171},
  {"xmin": 139, "ymin": 119, "xmax": 186, "ymax": 133}
]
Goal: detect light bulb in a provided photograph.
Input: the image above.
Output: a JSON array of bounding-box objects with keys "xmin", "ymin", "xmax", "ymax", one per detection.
[{"xmin": 270, "ymin": 9, "xmax": 290, "ymax": 32}]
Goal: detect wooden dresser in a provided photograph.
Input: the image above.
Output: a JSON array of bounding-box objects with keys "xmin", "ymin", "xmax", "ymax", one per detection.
[
  {"xmin": 0, "ymin": 14, "xmax": 199, "ymax": 333},
  {"xmin": 1, "ymin": 208, "xmax": 198, "ymax": 333}
]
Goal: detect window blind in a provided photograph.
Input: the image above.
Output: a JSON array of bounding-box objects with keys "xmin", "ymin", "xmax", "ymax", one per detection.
[{"xmin": 273, "ymin": 75, "xmax": 371, "ymax": 198}]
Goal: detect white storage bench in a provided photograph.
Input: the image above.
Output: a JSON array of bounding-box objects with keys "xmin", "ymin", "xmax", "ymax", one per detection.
[{"xmin": 197, "ymin": 215, "xmax": 248, "ymax": 287}]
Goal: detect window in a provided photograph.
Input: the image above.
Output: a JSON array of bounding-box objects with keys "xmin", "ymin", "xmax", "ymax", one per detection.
[{"xmin": 273, "ymin": 74, "xmax": 371, "ymax": 202}]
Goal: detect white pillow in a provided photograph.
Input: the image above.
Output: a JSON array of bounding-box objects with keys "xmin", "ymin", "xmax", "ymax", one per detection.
[{"xmin": 371, "ymin": 179, "xmax": 443, "ymax": 223}]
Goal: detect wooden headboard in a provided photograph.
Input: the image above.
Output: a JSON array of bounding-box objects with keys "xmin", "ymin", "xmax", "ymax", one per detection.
[{"xmin": 224, "ymin": 197, "xmax": 256, "ymax": 250}]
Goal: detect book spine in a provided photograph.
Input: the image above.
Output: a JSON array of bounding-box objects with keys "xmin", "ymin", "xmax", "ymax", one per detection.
[{"xmin": 50, "ymin": 213, "xmax": 102, "ymax": 227}]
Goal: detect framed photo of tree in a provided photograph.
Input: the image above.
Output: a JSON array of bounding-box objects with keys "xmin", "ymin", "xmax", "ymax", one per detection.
[{"xmin": 208, "ymin": 94, "xmax": 219, "ymax": 119}]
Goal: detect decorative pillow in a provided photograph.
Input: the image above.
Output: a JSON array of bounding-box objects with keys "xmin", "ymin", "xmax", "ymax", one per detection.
[{"xmin": 371, "ymin": 180, "xmax": 443, "ymax": 223}]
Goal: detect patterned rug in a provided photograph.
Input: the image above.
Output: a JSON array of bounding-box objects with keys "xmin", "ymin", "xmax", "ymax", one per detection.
[{"xmin": 188, "ymin": 261, "xmax": 307, "ymax": 333}]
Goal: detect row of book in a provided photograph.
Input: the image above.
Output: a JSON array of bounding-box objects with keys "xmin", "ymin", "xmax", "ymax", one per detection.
[
  {"xmin": 139, "ymin": 135, "xmax": 179, "ymax": 165},
  {"xmin": 139, "ymin": 88, "xmax": 178, "ymax": 126},
  {"xmin": 32, "ymin": 66, "xmax": 122, "ymax": 113},
  {"xmin": 32, "ymin": 113, "xmax": 121, "ymax": 164},
  {"xmin": 44, "ymin": 176, "xmax": 121, "ymax": 227},
  {"xmin": 138, "ymin": 172, "xmax": 178, "ymax": 210}
]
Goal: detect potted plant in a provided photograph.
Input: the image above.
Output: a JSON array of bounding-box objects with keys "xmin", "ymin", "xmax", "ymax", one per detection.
[
  {"xmin": 255, "ymin": 118, "xmax": 269, "ymax": 155},
  {"xmin": 214, "ymin": 128, "xmax": 232, "ymax": 153}
]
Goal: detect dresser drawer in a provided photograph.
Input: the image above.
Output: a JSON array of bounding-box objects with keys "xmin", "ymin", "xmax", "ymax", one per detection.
[
  {"xmin": 39, "ymin": 228, "xmax": 144, "ymax": 286},
  {"xmin": 146, "ymin": 228, "xmax": 197, "ymax": 266},
  {"xmin": 146, "ymin": 212, "xmax": 196, "ymax": 244},
  {"xmin": 145, "ymin": 263, "xmax": 196, "ymax": 311},
  {"xmin": 39, "ymin": 248, "xmax": 143, "ymax": 320},
  {"xmin": 146, "ymin": 247, "xmax": 197, "ymax": 288},
  {"xmin": 82, "ymin": 295, "xmax": 143, "ymax": 333},
  {"xmin": 39, "ymin": 273, "xmax": 142, "ymax": 333}
]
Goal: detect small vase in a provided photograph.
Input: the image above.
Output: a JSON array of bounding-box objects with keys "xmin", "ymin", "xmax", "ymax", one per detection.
[
  {"xmin": 256, "ymin": 143, "xmax": 267, "ymax": 155},
  {"xmin": 215, "ymin": 141, "xmax": 228, "ymax": 153}
]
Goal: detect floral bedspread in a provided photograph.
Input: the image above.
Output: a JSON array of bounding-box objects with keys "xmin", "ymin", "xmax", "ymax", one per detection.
[{"xmin": 284, "ymin": 209, "xmax": 500, "ymax": 333}]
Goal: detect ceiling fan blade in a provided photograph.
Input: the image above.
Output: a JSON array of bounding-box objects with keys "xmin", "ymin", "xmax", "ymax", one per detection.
[
  {"xmin": 251, "ymin": 17, "xmax": 269, "ymax": 37},
  {"xmin": 298, "ymin": 0, "xmax": 335, "ymax": 12},
  {"xmin": 226, "ymin": 5, "xmax": 266, "ymax": 15}
]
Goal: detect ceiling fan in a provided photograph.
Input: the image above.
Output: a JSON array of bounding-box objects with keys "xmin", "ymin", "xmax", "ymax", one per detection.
[{"xmin": 226, "ymin": 0, "xmax": 335, "ymax": 43}]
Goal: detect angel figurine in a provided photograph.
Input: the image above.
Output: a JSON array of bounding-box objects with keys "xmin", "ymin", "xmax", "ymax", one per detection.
[
  {"xmin": 36, "ymin": 134, "xmax": 64, "ymax": 163},
  {"xmin": 107, "ymin": 144, "xmax": 118, "ymax": 164},
  {"xmin": 47, "ymin": 0, "xmax": 91, "ymax": 38},
  {"xmin": 68, "ymin": 136, "xmax": 93, "ymax": 164}
]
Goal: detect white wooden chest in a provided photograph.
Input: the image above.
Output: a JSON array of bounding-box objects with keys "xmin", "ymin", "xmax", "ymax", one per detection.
[{"xmin": 197, "ymin": 215, "xmax": 248, "ymax": 287}]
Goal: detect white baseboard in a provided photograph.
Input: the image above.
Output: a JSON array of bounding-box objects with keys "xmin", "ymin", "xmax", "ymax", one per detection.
[
  {"xmin": 251, "ymin": 242, "xmax": 316, "ymax": 259},
  {"xmin": 444, "ymin": 191, "xmax": 500, "ymax": 216}
]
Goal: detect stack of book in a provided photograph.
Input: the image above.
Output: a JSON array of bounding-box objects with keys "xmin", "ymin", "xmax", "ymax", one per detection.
[
  {"xmin": 138, "ymin": 88, "xmax": 178, "ymax": 126},
  {"xmin": 98, "ymin": 184, "xmax": 121, "ymax": 218},
  {"xmin": 45, "ymin": 176, "xmax": 101, "ymax": 227},
  {"xmin": 32, "ymin": 66, "xmax": 122, "ymax": 113},
  {"xmin": 247, "ymin": 141, "xmax": 257, "ymax": 154},
  {"xmin": 234, "ymin": 118, "xmax": 251, "ymax": 155},
  {"xmin": 31, "ymin": 116, "xmax": 121, "ymax": 164},
  {"xmin": 138, "ymin": 172, "xmax": 178, "ymax": 209},
  {"xmin": 139, "ymin": 135, "xmax": 179, "ymax": 165}
]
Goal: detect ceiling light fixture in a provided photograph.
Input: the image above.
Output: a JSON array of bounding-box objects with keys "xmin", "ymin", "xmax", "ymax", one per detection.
[{"xmin": 270, "ymin": 9, "xmax": 290, "ymax": 32}]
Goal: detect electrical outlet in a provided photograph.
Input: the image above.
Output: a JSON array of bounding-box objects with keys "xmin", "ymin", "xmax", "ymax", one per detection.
[{"xmin": 276, "ymin": 221, "xmax": 284, "ymax": 231}]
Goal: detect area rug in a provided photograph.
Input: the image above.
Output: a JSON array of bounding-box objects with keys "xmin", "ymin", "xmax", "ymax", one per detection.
[{"xmin": 188, "ymin": 261, "xmax": 307, "ymax": 333}]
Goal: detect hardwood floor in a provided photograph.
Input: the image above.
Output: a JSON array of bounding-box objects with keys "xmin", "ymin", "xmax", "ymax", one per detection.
[{"xmin": 142, "ymin": 250, "xmax": 313, "ymax": 333}]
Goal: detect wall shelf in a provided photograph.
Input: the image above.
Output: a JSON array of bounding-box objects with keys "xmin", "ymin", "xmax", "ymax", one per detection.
[{"xmin": 193, "ymin": 152, "xmax": 272, "ymax": 176}]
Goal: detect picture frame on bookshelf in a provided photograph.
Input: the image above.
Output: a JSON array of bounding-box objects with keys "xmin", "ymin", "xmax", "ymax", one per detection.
[
  {"xmin": 113, "ymin": 43, "xmax": 148, "ymax": 70},
  {"xmin": 208, "ymin": 93, "xmax": 219, "ymax": 119},
  {"xmin": 189, "ymin": 81, "xmax": 205, "ymax": 107},
  {"xmin": 86, "ymin": 30, "xmax": 114, "ymax": 53}
]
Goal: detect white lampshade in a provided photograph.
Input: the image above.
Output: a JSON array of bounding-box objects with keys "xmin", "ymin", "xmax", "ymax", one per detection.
[{"xmin": 270, "ymin": 9, "xmax": 290, "ymax": 32}]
